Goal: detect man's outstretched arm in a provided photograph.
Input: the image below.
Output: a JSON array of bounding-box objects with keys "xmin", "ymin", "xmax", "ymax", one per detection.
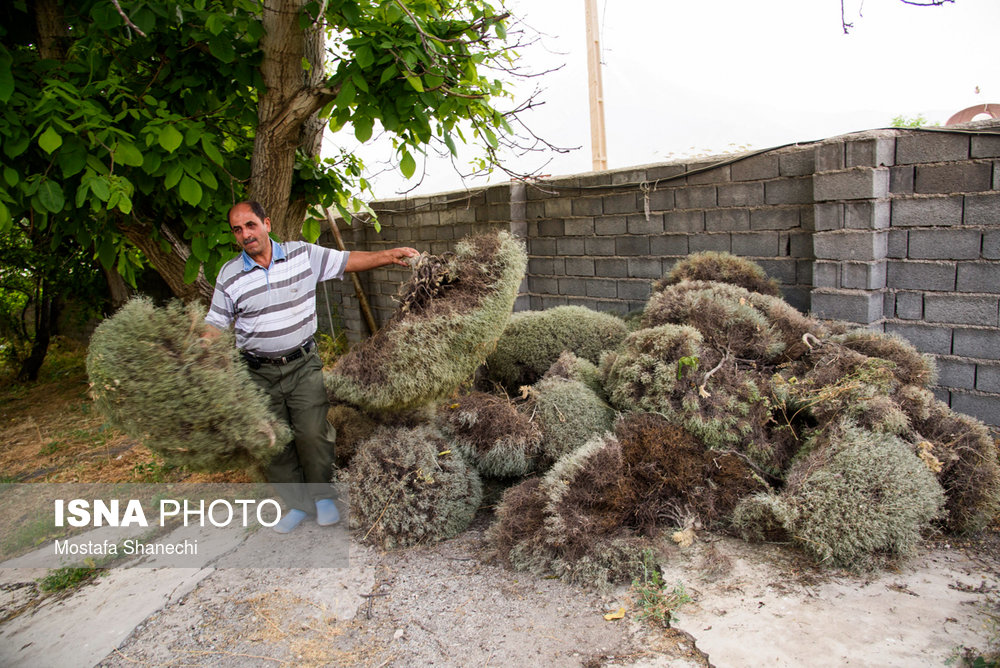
[{"xmin": 344, "ymin": 247, "xmax": 419, "ymax": 273}]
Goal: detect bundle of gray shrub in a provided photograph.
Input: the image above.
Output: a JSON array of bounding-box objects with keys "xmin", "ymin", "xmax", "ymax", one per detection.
[
  {"xmin": 602, "ymin": 324, "xmax": 790, "ymax": 472},
  {"xmin": 732, "ymin": 419, "xmax": 945, "ymax": 570},
  {"xmin": 326, "ymin": 231, "xmax": 526, "ymax": 412},
  {"xmin": 438, "ymin": 391, "xmax": 541, "ymax": 478},
  {"xmin": 541, "ymin": 350, "xmax": 604, "ymax": 398},
  {"xmin": 326, "ymin": 403, "xmax": 378, "ymax": 468},
  {"xmin": 87, "ymin": 298, "xmax": 288, "ymax": 472},
  {"xmin": 527, "ymin": 375, "xmax": 616, "ymax": 468},
  {"xmin": 349, "ymin": 424, "xmax": 482, "ymax": 549},
  {"xmin": 654, "ymin": 250, "xmax": 781, "ymax": 297},
  {"xmin": 485, "ymin": 305, "xmax": 628, "ymax": 391}
]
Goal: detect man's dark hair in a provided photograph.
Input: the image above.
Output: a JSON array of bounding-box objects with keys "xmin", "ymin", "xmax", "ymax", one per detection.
[{"xmin": 228, "ymin": 200, "xmax": 268, "ymax": 222}]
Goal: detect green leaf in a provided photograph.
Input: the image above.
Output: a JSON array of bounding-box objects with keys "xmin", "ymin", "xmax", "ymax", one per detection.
[
  {"xmin": 38, "ymin": 180, "xmax": 65, "ymax": 213},
  {"xmin": 4, "ymin": 134, "xmax": 30, "ymax": 159},
  {"xmin": 158, "ymin": 125, "xmax": 184, "ymax": 153},
  {"xmin": 0, "ymin": 50, "xmax": 12, "ymax": 103},
  {"xmin": 354, "ymin": 116, "xmax": 374, "ymax": 142},
  {"xmin": 97, "ymin": 237, "xmax": 116, "ymax": 270},
  {"xmin": 404, "ymin": 75, "xmax": 424, "ymax": 93},
  {"xmin": 39, "ymin": 126, "xmax": 63, "ymax": 154},
  {"xmin": 355, "ymin": 45, "xmax": 374, "ymax": 69},
  {"xmin": 90, "ymin": 176, "xmax": 111, "ymax": 201},
  {"xmin": 301, "ymin": 216, "xmax": 321, "ymax": 243},
  {"xmin": 379, "ymin": 63, "xmax": 398, "ymax": 85},
  {"xmin": 201, "ymin": 136, "xmax": 223, "ymax": 165},
  {"xmin": 0, "ymin": 201, "xmax": 10, "ymax": 234},
  {"xmin": 191, "ymin": 234, "xmax": 209, "ymax": 262},
  {"xmin": 164, "ymin": 162, "xmax": 184, "ymax": 189},
  {"xmin": 208, "ymin": 35, "xmax": 235, "ymax": 63},
  {"xmin": 183, "ymin": 254, "xmax": 201, "ymax": 283},
  {"xmin": 114, "ymin": 142, "xmax": 144, "ymax": 167},
  {"xmin": 57, "ymin": 142, "xmax": 87, "ymax": 178},
  {"xmin": 117, "ymin": 193, "xmax": 132, "ymax": 214},
  {"xmin": 3, "ymin": 166, "xmax": 17, "ymax": 187},
  {"xmin": 399, "ymin": 150, "xmax": 416, "ymax": 179},
  {"xmin": 178, "ymin": 175, "xmax": 202, "ymax": 205}
]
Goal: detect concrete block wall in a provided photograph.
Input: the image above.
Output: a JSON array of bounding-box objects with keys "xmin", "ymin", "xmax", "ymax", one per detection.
[{"xmin": 321, "ymin": 121, "xmax": 1000, "ymax": 426}]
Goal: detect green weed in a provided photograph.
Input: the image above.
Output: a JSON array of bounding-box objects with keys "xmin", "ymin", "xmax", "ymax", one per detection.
[
  {"xmin": 37, "ymin": 565, "xmax": 103, "ymax": 592},
  {"xmin": 629, "ymin": 553, "xmax": 691, "ymax": 628}
]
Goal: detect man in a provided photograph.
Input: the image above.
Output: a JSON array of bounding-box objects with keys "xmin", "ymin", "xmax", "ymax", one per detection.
[{"xmin": 205, "ymin": 201, "xmax": 418, "ymax": 533}]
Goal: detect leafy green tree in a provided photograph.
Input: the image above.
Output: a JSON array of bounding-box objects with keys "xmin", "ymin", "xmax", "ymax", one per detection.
[{"xmin": 0, "ymin": 0, "xmax": 517, "ymax": 304}]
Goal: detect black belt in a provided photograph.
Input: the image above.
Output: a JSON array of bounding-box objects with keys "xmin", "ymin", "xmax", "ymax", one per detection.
[{"xmin": 241, "ymin": 340, "xmax": 315, "ymax": 368}]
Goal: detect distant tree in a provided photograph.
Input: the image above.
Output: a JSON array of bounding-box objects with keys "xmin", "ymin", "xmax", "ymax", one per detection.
[{"xmin": 889, "ymin": 114, "xmax": 940, "ymax": 128}]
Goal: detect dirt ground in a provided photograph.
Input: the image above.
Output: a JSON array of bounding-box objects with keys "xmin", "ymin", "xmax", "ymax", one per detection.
[{"xmin": 1, "ymin": 343, "xmax": 999, "ymax": 667}]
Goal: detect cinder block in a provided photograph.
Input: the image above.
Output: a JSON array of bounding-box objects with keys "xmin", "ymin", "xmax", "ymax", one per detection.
[
  {"xmin": 585, "ymin": 237, "xmax": 616, "ymax": 256},
  {"xmin": 509, "ymin": 221, "xmax": 528, "ymax": 238},
  {"xmin": 895, "ymin": 132, "xmax": 969, "ymax": 164},
  {"xmin": 648, "ymin": 188, "xmax": 674, "ymax": 211},
  {"xmin": 571, "ymin": 198, "xmax": 603, "ymax": 217},
  {"xmin": 915, "ymin": 162, "xmax": 992, "ymax": 194},
  {"xmin": 964, "ymin": 194, "xmax": 1000, "ymax": 226},
  {"xmin": 814, "ymin": 203, "xmax": 844, "ymax": 231},
  {"xmin": 706, "ymin": 208, "xmax": 750, "ymax": 231},
  {"xmin": 811, "ymin": 290, "xmax": 883, "ymax": 324},
  {"xmin": 718, "ymin": 182, "xmax": 764, "ymax": 207},
  {"xmin": 949, "ymin": 392, "xmax": 1000, "ymax": 426},
  {"xmin": 687, "ymin": 164, "xmax": 730, "ymax": 185},
  {"xmin": 887, "ymin": 260, "xmax": 957, "ymax": 291},
  {"xmin": 528, "ymin": 257, "xmax": 556, "ymax": 275},
  {"xmin": 956, "ymin": 262, "xmax": 1000, "ymax": 292},
  {"xmin": 953, "ymin": 327, "xmax": 1000, "ymax": 360},
  {"xmin": 539, "ymin": 295, "xmax": 569, "ymax": 309},
  {"xmin": 558, "ymin": 277, "xmax": 588, "ymax": 296},
  {"xmin": 565, "ymin": 258, "xmax": 596, "ymax": 277},
  {"xmin": 486, "ymin": 184, "xmax": 511, "ymax": 203},
  {"xmin": 750, "ymin": 207, "xmax": 801, "ymax": 230},
  {"xmin": 813, "ymin": 230, "xmax": 887, "ymax": 261},
  {"xmin": 664, "ymin": 210, "xmax": 705, "ymax": 233},
  {"xmin": 577, "ymin": 172, "xmax": 612, "ymax": 187},
  {"xmin": 594, "ymin": 215, "xmax": 628, "ymax": 236},
  {"xmin": 594, "ymin": 299, "xmax": 630, "ymax": 315},
  {"xmin": 815, "ymin": 141, "xmax": 845, "ymax": 172},
  {"xmin": 611, "ymin": 168, "xmax": 649, "ymax": 185},
  {"xmin": 883, "ymin": 292, "xmax": 896, "ymax": 318},
  {"xmin": 971, "ymin": 134, "xmax": 1000, "ymax": 158},
  {"xmin": 627, "ymin": 213, "xmax": 665, "ymax": 235},
  {"xmin": 844, "ymin": 200, "xmax": 890, "ymax": 230},
  {"xmin": 731, "ymin": 153, "xmax": 780, "ymax": 181},
  {"xmin": 782, "ymin": 286, "xmax": 811, "ymax": 313},
  {"xmin": 936, "ymin": 358, "xmax": 977, "ymax": 389},
  {"xmin": 586, "ymin": 278, "xmax": 618, "ymax": 299},
  {"xmin": 797, "ymin": 259, "xmax": 814, "ymax": 285},
  {"xmin": 765, "ymin": 177, "xmax": 813, "ymax": 205},
  {"xmin": 616, "ymin": 236, "xmax": 649, "ymax": 256},
  {"xmin": 841, "ymin": 261, "xmax": 887, "ymax": 290},
  {"xmin": 786, "ymin": 232, "xmax": 812, "ymax": 257},
  {"xmin": 650, "ymin": 234, "xmax": 689, "ymax": 256},
  {"xmin": 528, "ymin": 276, "xmax": 559, "ymax": 294},
  {"xmin": 756, "ymin": 259, "xmax": 797, "ymax": 285},
  {"xmin": 976, "ymin": 363, "xmax": 1000, "ymax": 393},
  {"xmin": 595, "ymin": 258, "xmax": 628, "ymax": 278},
  {"xmin": 908, "ymin": 229, "xmax": 981, "ymax": 260},
  {"xmin": 543, "ymin": 198, "xmax": 572, "ymax": 218},
  {"xmin": 885, "ymin": 322, "xmax": 953, "ymax": 355},
  {"xmin": 779, "ymin": 149, "xmax": 815, "ymax": 176},
  {"xmin": 932, "ymin": 386, "xmax": 951, "ymax": 404},
  {"xmin": 537, "ymin": 219, "xmax": 564, "ymax": 236},
  {"xmin": 890, "ymin": 166, "xmax": 915, "ymax": 194},
  {"xmin": 618, "ymin": 280, "xmax": 652, "ymax": 301},
  {"xmin": 647, "ymin": 164, "xmax": 687, "ymax": 181},
  {"xmin": 888, "ymin": 230, "xmax": 908, "ymax": 258},
  {"xmin": 556, "ymin": 237, "xmax": 585, "ymax": 256},
  {"xmin": 564, "ymin": 218, "xmax": 596, "ymax": 236},
  {"xmin": 690, "ymin": 234, "xmax": 732, "ymax": 253},
  {"xmin": 674, "ymin": 185, "xmax": 717, "ymax": 209},
  {"xmin": 984, "ymin": 230, "xmax": 1000, "ymax": 259},
  {"xmin": 800, "ymin": 207, "xmax": 815, "ymax": 231},
  {"xmin": 846, "ymin": 137, "xmax": 895, "ymax": 168},
  {"xmin": 891, "ymin": 196, "xmax": 963, "ymax": 227},
  {"xmin": 813, "ymin": 261, "xmax": 840, "ymax": 289},
  {"xmin": 603, "ymin": 192, "xmax": 637, "ymax": 214},
  {"xmin": 924, "ymin": 294, "xmax": 1000, "ymax": 326},
  {"xmin": 732, "ymin": 232, "xmax": 780, "ymax": 256},
  {"xmin": 627, "ymin": 257, "xmax": 664, "ymax": 279},
  {"xmin": 814, "ymin": 167, "xmax": 889, "ymax": 201},
  {"xmin": 895, "ymin": 291, "xmax": 924, "ymax": 320}
]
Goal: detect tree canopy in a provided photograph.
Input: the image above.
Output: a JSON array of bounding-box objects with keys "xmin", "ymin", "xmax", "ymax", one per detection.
[{"xmin": 0, "ymin": 0, "xmax": 517, "ymax": 302}]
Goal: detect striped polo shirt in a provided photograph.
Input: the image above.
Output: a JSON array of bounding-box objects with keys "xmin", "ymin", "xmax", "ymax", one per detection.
[{"xmin": 206, "ymin": 240, "xmax": 349, "ymax": 355}]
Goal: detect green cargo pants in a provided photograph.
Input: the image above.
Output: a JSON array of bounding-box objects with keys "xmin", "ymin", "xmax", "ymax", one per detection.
[{"xmin": 247, "ymin": 348, "xmax": 337, "ymax": 513}]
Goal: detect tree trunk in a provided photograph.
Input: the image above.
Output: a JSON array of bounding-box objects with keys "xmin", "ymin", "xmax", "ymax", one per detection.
[
  {"xmin": 252, "ymin": 0, "xmax": 335, "ymax": 241},
  {"xmin": 118, "ymin": 221, "xmax": 214, "ymax": 304},
  {"xmin": 17, "ymin": 288, "xmax": 52, "ymax": 382},
  {"xmin": 101, "ymin": 263, "xmax": 133, "ymax": 311},
  {"xmin": 34, "ymin": 0, "xmax": 68, "ymax": 60}
]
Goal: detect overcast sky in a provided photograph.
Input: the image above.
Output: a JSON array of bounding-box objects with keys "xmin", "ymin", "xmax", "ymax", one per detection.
[{"xmin": 324, "ymin": 0, "xmax": 1000, "ymax": 199}]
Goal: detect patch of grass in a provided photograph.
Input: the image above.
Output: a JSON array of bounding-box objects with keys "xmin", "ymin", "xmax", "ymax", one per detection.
[
  {"xmin": 629, "ymin": 552, "xmax": 692, "ymax": 628},
  {"xmin": 37, "ymin": 565, "xmax": 103, "ymax": 592},
  {"xmin": 1, "ymin": 511, "xmax": 66, "ymax": 556}
]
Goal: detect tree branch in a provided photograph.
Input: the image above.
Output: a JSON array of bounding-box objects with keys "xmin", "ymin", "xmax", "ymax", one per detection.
[{"xmin": 110, "ymin": 0, "xmax": 147, "ymax": 37}]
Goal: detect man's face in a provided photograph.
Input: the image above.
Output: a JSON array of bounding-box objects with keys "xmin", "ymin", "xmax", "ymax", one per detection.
[{"xmin": 229, "ymin": 206, "xmax": 272, "ymax": 258}]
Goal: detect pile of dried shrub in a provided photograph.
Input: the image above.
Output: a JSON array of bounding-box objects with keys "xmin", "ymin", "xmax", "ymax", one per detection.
[
  {"xmin": 325, "ymin": 230, "xmax": 526, "ymax": 412},
  {"xmin": 86, "ymin": 298, "xmax": 288, "ymax": 472},
  {"xmin": 437, "ymin": 391, "xmax": 542, "ymax": 478}
]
